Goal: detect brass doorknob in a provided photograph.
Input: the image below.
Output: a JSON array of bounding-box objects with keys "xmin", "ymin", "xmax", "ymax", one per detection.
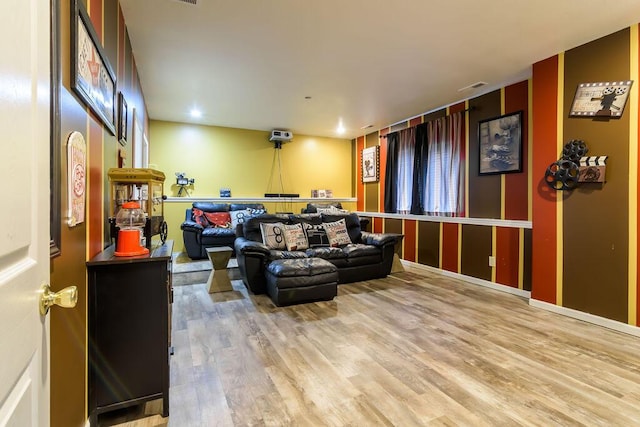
[{"xmin": 39, "ymin": 284, "xmax": 78, "ymax": 316}]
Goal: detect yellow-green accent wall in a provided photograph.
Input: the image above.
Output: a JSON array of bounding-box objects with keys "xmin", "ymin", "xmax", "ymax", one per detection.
[{"xmin": 149, "ymin": 120, "xmax": 355, "ymax": 251}]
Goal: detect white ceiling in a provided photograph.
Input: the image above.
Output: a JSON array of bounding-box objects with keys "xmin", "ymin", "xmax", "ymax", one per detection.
[{"xmin": 119, "ymin": 0, "xmax": 640, "ymax": 140}]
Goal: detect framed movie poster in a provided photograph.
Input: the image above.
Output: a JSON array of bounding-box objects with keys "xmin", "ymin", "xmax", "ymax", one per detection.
[
  {"xmin": 71, "ymin": 0, "xmax": 116, "ymax": 135},
  {"xmin": 478, "ymin": 111, "xmax": 523, "ymax": 175},
  {"xmin": 362, "ymin": 146, "xmax": 379, "ymax": 183},
  {"xmin": 569, "ymin": 81, "xmax": 633, "ymax": 117}
]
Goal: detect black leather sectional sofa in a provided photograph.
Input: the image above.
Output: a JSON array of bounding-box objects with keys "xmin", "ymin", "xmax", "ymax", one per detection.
[{"xmin": 234, "ymin": 212, "xmax": 403, "ymax": 300}]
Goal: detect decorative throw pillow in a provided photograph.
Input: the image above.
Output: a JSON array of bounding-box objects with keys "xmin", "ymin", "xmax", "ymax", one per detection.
[
  {"xmin": 324, "ymin": 219, "xmax": 352, "ymax": 247},
  {"xmin": 230, "ymin": 209, "xmax": 251, "ymax": 229},
  {"xmin": 260, "ymin": 222, "xmax": 286, "ymax": 249},
  {"xmin": 304, "ymin": 223, "xmax": 330, "ymax": 247},
  {"xmin": 249, "ymin": 208, "xmax": 266, "ymax": 216},
  {"xmin": 192, "ymin": 208, "xmax": 209, "ymax": 227},
  {"xmin": 283, "ymin": 223, "xmax": 308, "ymax": 251},
  {"xmin": 203, "ymin": 211, "xmax": 232, "ymax": 228}
]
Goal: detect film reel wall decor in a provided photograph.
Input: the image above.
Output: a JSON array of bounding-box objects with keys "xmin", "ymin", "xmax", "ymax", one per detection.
[{"xmin": 544, "ymin": 139, "xmax": 608, "ymax": 191}]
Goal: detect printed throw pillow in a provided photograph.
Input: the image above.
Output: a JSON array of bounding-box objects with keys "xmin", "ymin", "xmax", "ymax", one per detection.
[
  {"xmin": 260, "ymin": 222, "xmax": 286, "ymax": 250},
  {"xmin": 283, "ymin": 223, "xmax": 309, "ymax": 251},
  {"xmin": 203, "ymin": 211, "xmax": 232, "ymax": 228},
  {"xmin": 249, "ymin": 208, "xmax": 266, "ymax": 216},
  {"xmin": 304, "ymin": 223, "xmax": 330, "ymax": 248},
  {"xmin": 230, "ymin": 209, "xmax": 252, "ymax": 229},
  {"xmin": 324, "ymin": 219, "xmax": 352, "ymax": 247},
  {"xmin": 192, "ymin": 208, "xmax": 209, "ymax": 227}
]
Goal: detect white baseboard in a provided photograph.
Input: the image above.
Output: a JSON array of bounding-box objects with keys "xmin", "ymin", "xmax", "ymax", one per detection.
[
  {"xmin": 529, "ymin": 299, "xmax": 640, "ymax": 338},
  {"xmin": 400, "ymin": 260, "xmax": 531, "ymax": 299},
  {"xmin": 399, "ymin": 259, "xmax": 640, "ymax": 338}
]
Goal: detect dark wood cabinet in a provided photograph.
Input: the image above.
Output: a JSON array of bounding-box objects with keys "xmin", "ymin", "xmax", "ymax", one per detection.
[{"xmin": 87, "ymin": 240, "xmax": 173, "ymax": 425}]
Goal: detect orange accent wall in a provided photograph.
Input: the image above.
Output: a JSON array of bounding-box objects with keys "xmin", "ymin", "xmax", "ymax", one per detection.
[
  {"xmin": 504, "ymin": 81, "xmax": 529, "ymax": 220},
  {"xmin": 531, "ymin": 55, "xmax": 559, "ymax": 303},
  {"xmin": 356, "ymin": 135, "xmax": 365, "ymax": 211},
  {"xmin": 89, "ymin": 1, "xmax": 103, "ymax": 40},
  {"xmin": 442, "ymin": 223, "xmax": 459, "ymax": 272},
  {"xmin": 374, "ymin": 217, "xmax": 383, "ymax": 233},
  {"xmin": 496, "ymin": 227, "xmax": 519, "ymax": 287},
  {"xmin": 403, "ymin": 220, "xmax": 416, "ymax": 262}
]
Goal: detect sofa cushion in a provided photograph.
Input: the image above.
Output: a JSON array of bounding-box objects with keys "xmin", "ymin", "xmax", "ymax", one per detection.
[
  {"xmin": 323, "ymin": 219, "xmax": 352, "ymax": 247},
  {"xmin": 260, "ymin": 222, "xmax": 286, "ymax": 249},
  {"xmin": 204, "ymin": 211, "xmax": 232, "ymax": 228},
  {"xmin": 268, "ymin": 250, "xmax": 308, "ymax": 261},
  {"xmin": 230, "ymin": 203, "xmax": 264, "ymax": 211},
  {"xmin": 306, "ymin": 247, "xmax": 347, "ymax": 260},
  {"xmin": 342, "ymin": 243, "xmax": 381, "ymax": 258},
  {"xmin": 201, "ymin": 227, "xmax": 236, "ymax": 238},
  {"xmin": 283, "ymin": 223, "xmax": 309, "ymax": 251},
  {"xmin": 321, "ymin": 213, "xmax": 362, "ymax": 243},
  {"xmin": 289, "ymin": 214, "xmax": 322, "ymax": 226},
  {"xmin": 192, "ymin": 202, "xmax": 230, "ymax": 213},
  {"xmin": 230, "ymin": 209, "xmax": 251, "ymax": 229},
  {"xmin": 304, "ymin": 223, "xmax": 330, "ymax": 247},
  {"xmin": 192, "ymin": 208, "xmax": 208, "ymax": 227},
  {"xmin": 266, "ymin": 258, "xmax": 337, "ymax": 278},
  {"xmin": 242, "ymin": 214, "xmax": 289, "ymax": 242}
]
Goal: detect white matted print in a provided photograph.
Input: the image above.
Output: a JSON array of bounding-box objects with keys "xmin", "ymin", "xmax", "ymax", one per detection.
[{"xmin": 361, "ymin": 146, "xmax": 379, "ymax": 183}]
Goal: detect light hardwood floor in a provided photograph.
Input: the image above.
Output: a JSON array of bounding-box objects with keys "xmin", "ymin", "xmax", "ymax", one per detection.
[{"xmin": 106, "ymin": 266, "xmax": 640, "ymax": 426}]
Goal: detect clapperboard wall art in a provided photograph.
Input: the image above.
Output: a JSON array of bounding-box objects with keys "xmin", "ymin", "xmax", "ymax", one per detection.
[{"xmin": 578, "ymin": 156, "xmax": 608, "ymax": 183}]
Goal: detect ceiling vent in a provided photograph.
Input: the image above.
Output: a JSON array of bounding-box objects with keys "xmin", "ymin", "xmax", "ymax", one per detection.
[
  {"xmin": 175, "ymin": 0, "xmax": 197, "ymax": 5},
  {"xmin": 458, "ymin": 81, "xmax": 487, "ymax": 92}
]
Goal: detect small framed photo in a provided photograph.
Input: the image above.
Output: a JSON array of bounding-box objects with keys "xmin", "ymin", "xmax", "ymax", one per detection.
[
  {"xmin": 478, "ymin": 111, "xmax": 523, "ymax": 175},
  {"xmin": 117, "ymin": 92, "xmax": 128, "ymax": 146},
  {"xmin": 569, "ymin": 81, "xmax": 633, "ymax": 118},
  {"xmin": 361, "ymin": 146, "xmax": 379, "ymax": 183}
]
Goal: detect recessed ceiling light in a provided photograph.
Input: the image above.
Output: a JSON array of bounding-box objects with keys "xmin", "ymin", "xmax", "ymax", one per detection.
[
  {"xmin": 337, "ymin": 120, "xmax": 345, "ymax": 135},
  {"xmin": 190, "ymin": 108, "xmax": 202, "ymax": 118}
]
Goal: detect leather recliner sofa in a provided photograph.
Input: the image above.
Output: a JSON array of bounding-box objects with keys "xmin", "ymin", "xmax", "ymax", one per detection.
[
  {"xmin": 180, "ymin": 202, "xmax": 265, "ymax": 259},
  {"xmin": 234, "ymin": 212, "xmax": 402, "ymax": 295}
]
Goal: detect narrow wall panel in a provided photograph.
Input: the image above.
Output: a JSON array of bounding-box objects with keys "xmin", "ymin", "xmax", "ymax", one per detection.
[
  {"xmin": 496, "ymin": 227, "xmax": 519, "ymax": 288},
  {"xmin": 504, "ymin": 81, "xmax": 530, "ymax": 220},
  {"xmin": 365, "ymin": 132, "xmax": 379, "ymax": 212},
  {"xmin": 523, "ymin": 229, "xmax": 532, "ymax": 291},
  {"xmin": 442, "ymin": 223, "xmax": 459, "ymax": 272},
  {"xmin": 417, "ymin": 221, "xmax": 440, "ymax": 267},
  {"xmin": 403, "ymin": 219, "xmax": 417, "ymax": 262},
  {"xmin": 531, "ymin": 56, "xmax": 559, "ymax": 303},
  {"xmin": 468, "ymin": 91, "xmax": 502, "ymax": 218},
  {"xmin": 461, "ymin": 225, "xmax": 492, "ymax": 281},
  {"xmin": 562, "ymin": 29, "xmax": 630, "ymax": 322},
  {"xmin": 356, "ymin": 136, "xmax": 365, "ymax": 211},
  {"xmin": 373, "ymin": 217, "xmax": 383, "ymax": 233},
  {"xmin": 379, "ymin": 128, "xmax": 389, "ymax": 213},
  {"xmin": 385, "ymin": 219, "xmax": 403, "ymax": 257}
]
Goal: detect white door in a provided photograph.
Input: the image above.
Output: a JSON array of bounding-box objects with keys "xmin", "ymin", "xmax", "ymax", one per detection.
[{"xmin": 0, "ymin": 1, "xmax": 52, "ymax": 426}]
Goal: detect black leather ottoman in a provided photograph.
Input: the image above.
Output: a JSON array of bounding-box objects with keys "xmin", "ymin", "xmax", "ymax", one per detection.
[{"xmin": 265, "ymin": 258, "xmax": 338, "ymax": 306}]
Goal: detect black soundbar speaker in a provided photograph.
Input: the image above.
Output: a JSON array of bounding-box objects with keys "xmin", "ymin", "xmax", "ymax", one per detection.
[{"xmin": 264, "ymin": 193, "xmax": 300, "ymax": 198}]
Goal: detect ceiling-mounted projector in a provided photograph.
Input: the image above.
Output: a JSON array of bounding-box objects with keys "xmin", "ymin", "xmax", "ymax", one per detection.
[{"xmin": 270, "ymin": 130, "xmax": 293, "ymax": 142}]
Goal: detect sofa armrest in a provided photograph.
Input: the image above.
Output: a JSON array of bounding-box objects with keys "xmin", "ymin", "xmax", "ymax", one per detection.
[
  {"xmin": 234, "ymin": 237, "xmax": 271, "ymax": 257},
  {"xmin": 180, "ymin": 220, "xmax": 204, "ymax": 232},
  {"xmin": 361, "ymin": 232, "xmax": 403, "ymax": 247}
]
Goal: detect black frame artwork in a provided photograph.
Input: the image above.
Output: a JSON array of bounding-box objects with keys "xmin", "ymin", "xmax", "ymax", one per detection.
[
  {"xmin": 71, "ymin": 0, "xmax": 116, "ymax": 135},
  {"xmin": 478, "ymin": 111, "xmax": 523, "ymax": 175},
  {"xmin": 117, "ymin": 92, "xmax": 128, "ymax": 145}
]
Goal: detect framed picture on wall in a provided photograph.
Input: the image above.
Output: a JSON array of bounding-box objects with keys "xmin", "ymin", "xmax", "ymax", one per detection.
[
  {"xmin": 362, "ymin": 146, "xmax": 379, "ymax": 183},
  {"xmin": 569, "ymin": 80, "xmax": 633, "ymax": 117},
  {"xmin": 117, "ymin": 92, "xmax": 128, "ymax": 146},
  {"xmin": 478, "ymin": 111, "xmax": 523, "ymax": 175},
  {"xmin": 71, "ymin": 0, "xmax": 116, "ymax": 135}
]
